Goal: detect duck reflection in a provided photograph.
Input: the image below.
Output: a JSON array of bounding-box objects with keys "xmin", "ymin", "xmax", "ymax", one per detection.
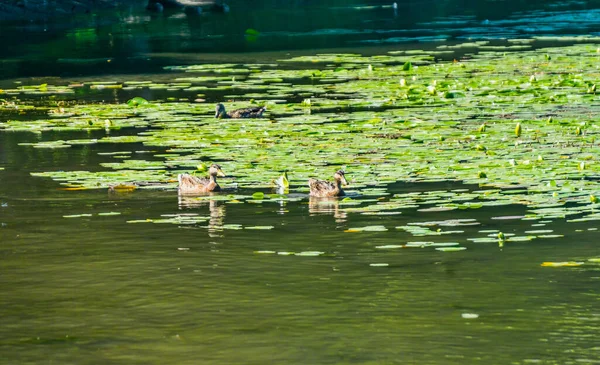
[
  {"xmin": 308, "ymin": 196, "xmax": 347, "ymax": 222},
  {"xmin": 273, "ymin": 185, "xmax": 289, "ymax": 215},
  {"xmin": 178, "ymin": 195, "xmax": 226, "ymax": 237}
]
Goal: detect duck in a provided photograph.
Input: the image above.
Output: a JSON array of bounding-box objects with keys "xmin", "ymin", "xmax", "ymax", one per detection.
[
  {"xmin": 215, "ymin": 103, "xmax": 266, "ymax": 119},
  {"xmin": 178, "ymin": 164, "xmax": 226, "ymax": 195},
  {"xmin": 308, "ymin": 170, "xmax": 348, "ymax": 197},
  {"xmin": 146, "ymin": 0, "xmax": 229, "ymax": 13}
]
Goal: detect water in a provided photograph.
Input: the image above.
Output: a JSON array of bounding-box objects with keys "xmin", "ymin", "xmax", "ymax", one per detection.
[
  {"xmin": 2, "ymin": 0, "xmax": 600, "ymax": 364},
  {"xmin": 2, "ymin": 0, "xmax": 600, "ymax": 79},
  {"xmin": 2, "ymin": 131, "xmax": 600, "ymax": 364}
]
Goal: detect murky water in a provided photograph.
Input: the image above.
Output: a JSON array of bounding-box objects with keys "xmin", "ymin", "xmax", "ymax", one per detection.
[{"xmin": 2, "ymin": 0, "xmax": 600, "ymax": 364}]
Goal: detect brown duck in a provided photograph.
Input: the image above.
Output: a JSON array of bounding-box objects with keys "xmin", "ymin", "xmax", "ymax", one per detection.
[
  {"xmin": 308, "ymin": 170, "xmax": 348, "ymax": 197},
  {"xmin": 178, "ymin": 164, "xmax": 226, "ymax": 195},
  {"xmin": 215, "ymin": 103, "xmax": 266, "ymax": 119}
]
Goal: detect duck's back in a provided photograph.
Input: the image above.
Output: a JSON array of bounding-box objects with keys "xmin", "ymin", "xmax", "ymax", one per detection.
[
  {"xmin": 308, "ymin": 178, "xmax": 342, "ymax": 197},
  {"xmin": 228, "ymin": 106, "xmax": 266, "ymax": 119},
  {"xmin": 178, "ymin": 173, "xmax": 219, "ymax": 194}
]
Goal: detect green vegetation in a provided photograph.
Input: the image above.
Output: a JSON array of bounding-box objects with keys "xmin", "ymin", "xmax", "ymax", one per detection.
[{"xmin": 1, "ymin": 43, "xmax": 600, "ymax": 232}]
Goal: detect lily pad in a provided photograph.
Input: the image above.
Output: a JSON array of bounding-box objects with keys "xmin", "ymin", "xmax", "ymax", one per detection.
[
  {"xmin": 435, "ymin": 247, "xmax": 467, "ymax": 252},
  {"xmin": 541, "ymin": 262, "xmax": 584, "ymax": 267},
  {"xmin": 245, "ymin": 225, "xmax": 275, "ymax": 230}
]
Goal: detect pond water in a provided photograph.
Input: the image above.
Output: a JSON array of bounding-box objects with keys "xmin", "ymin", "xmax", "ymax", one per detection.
[
  {"xmin": 2, "ymin": 0, "xmax": 600, "ymax": 78},
  {"xmin": 2, "ymin": 1, "xmax": 600, "ymax": 364}
]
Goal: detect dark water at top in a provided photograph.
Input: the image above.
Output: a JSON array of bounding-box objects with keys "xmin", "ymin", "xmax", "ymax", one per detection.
[
  {"xmin": 1, "ymin": 0, "xmax": 600, "ymax": 79},
  {"xmin": 2, "ymin": 1, "xmax": 600, "ymax": 364}
]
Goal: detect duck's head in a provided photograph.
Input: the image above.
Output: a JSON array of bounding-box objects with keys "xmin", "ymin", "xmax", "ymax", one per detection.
[
  {"xmin": 334, "ymin": 170, "xmax": 348, "ymax": 186},
  {"xmin": 209, "ymin": 164, "xmax": 226, "ymax": 177},
  {"xmin": 215, "ymin": 103, "xmax": 226, "ymax": 118}
]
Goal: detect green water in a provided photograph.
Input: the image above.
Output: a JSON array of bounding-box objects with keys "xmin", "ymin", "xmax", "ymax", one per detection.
[
  {"xmin": 2, "ymin": 0, "xmax": 600, "ymax": 364},
  {"xmin": 2, "ymin": 131, "xmax": 600, "ymax": 364},
  {"xmin": 1, "ymin": 0, "xmax": 600, "ymax": 78}
]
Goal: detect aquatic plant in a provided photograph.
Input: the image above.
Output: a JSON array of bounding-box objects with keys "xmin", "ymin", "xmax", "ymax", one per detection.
[{"xmin": 0, "ymin": 43, "xmax": 598, "ymax": 228}]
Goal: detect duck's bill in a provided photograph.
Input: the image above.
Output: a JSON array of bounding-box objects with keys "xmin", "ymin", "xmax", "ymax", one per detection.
[
  {"xmin": 217, "ymin": 169, "xmax": 226, "ymax": 177},
  {"xmin": 341, "ymin": 176, "xmax": 349, "ymax": 186}
]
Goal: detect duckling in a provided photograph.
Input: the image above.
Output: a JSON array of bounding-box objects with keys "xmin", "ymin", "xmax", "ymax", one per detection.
[
  {"xmin": 308, "ymin": 170, "xmax": 348, "ymax": 197},
  {"xmin": 215, "ymin": 103, "xmax": 266, "ymax": 119},
  {"xmin": 178, "ymin": 164, "xmax": 226, "ymax": 195}
]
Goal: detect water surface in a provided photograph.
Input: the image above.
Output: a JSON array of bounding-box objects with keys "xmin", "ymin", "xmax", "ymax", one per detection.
[
  {"xmin": 2, "ymin": 1, "xmax": 600, "ymax": 364},
  {"xmin": 2, "ymin": 0, "xmax": 600, "ymax": 78},
  {"xmin": 2, "ymin": 125, "xmax": 600, "ymax": 364}
]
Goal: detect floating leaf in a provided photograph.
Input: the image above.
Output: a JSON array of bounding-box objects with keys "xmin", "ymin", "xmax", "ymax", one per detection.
[
  {"xmin": 295, "ymin": 251, "xmax": 325, "ymax": 256},
  {"xmin": 541, "ymin": 262, "xmax": 584, "ymax": 267},
  {"xmin": 127, "ymin": 97, "xmax": 149, "ymax": 106},
  {"xmin": 245, "ymin": 28, "xmax": 260, "ymax": 43},
  {"xmin": 277, "ymin": 251, "xmax": 295, "ymax": 256},
  {"xmin": 376, "ymin": 244, "xmax": 404, "ymax": 249},
  {"xmin": 109, "ymin": 184, "xmax": 137, "ymax": 192},
  {"xmin": 245, "ymin": 225, "xmax": 274, "ymax": 230},
  {"xmin": 63, "ymin": 214, "xmax": 93, "ymax": 218},
  {"xmin": 435, "ymin": 247, "xmax": 467, "ymax": 252},
  {"xmin": 346, "ymin": 225, "xmax": 388, "ymax": 232}
]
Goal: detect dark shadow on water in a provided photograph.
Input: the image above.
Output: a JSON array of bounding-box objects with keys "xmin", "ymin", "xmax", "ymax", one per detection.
[{"xmin": 1, "ymin": 0, "xmax": 599, "ymax": 78}]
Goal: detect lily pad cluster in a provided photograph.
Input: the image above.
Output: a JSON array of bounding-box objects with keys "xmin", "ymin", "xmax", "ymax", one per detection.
[{"xmin": 0, "ymin": 43, "xmax": 598, "ymax": 227}]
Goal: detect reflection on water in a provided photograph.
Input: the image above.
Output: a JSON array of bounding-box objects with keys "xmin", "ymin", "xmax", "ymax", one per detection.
[
  {"xmin": 1, "ymin": 176, "xmax": 599, "ymax": 364},
  {"xmin": 178, "ymin": 195, "xmax": 226, "ymax": 237},
  {"xmin": 309, "ymin": 196, "xmax": 347, "ymax": 223},
  {"xmin": 1, "ymin": 140, "xmax": 600, "ymax": 364},
  {"xmin": 2, "ymin": 1, "xmax": 600, "ymax": 363},
  {"xmin": 273, "ymin": 186, "xmax": 290, "ymax": 215},
  {"xmin": 1, "ymin": 0, "xmax": 599, "ymax": 78}
]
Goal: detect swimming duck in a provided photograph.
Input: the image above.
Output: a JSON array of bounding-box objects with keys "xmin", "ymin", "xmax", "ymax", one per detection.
[
  {"xmin": 215, "ymin": 103, "xmax": 266, "ymax": 119},
  {"xmin": 178, "ymin": 164, "xmax": 226, "ymax": 195},
  {"xmin": 146, "ymin": 0, "xmax": 229, "ymax": 13},
  {"xmin": 308, "ymin": 170, "xmax": 348, "ymax": 197}
]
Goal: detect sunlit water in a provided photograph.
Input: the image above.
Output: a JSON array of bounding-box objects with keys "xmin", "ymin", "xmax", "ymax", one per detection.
[
  {"xmin": 2, "ymin": 0, "xmax": 600, "ymax": 363},
  {"xmin": 2, "ymin": 130, "xmax": 600, "ymax": 364}
]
